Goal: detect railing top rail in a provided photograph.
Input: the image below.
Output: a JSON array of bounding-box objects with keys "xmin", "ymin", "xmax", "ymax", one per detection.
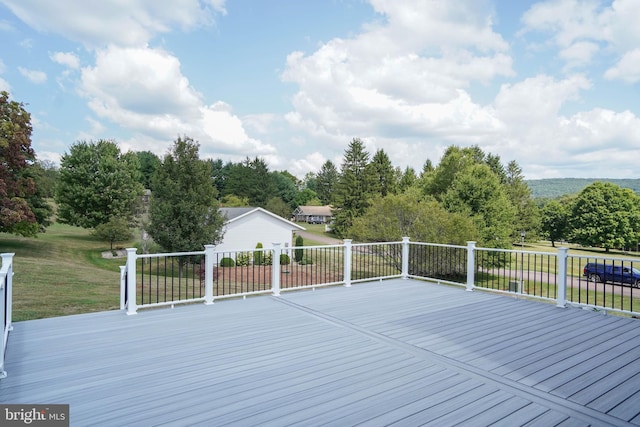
[
  {"xmin": 352, "ymin": 241, "xmax": 403, "ymax": 248},
  {"xmin": 409, "ymin": 241, "xmax": 466, "ymax": 249},
  {"xmin": 135, "ymin": 250, "xmax": 205, "ymax": 259},
  {"xmin": 474, "ymin": 246, "xmax": 564, "ymax": 257},
  {"xmin": 567, "ymin": 253, "xmax": 640, "ymax": 263},
  {"xmin": 282, "ymin": 244, "xmax": 344, "ymax": 250}
]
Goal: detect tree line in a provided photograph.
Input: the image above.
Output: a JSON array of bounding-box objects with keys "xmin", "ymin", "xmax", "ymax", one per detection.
[{"xmin": 2, "ymin": 91, "xmax": 639, "ymax": 253}]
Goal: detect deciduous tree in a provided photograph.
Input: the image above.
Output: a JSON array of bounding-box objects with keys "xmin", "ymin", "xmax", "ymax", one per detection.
[
  {"xmin": 55, "ymin": 140, "xmax": 143, "ymax": 229},
  {"xmin": 570, "ymin": 182, "xmax": 640, "ymax": 252},
  {"xmin": 0, "ymin": 91, "xmax": 52, "ymax": 236},
  {"xmin": 442, "ymin": 163, "xmax": 515, "ymax": 248},
  {"xmin": 92, "ymin": 217, "xmax": 133, "ymax": 250},
  {"xmin": 540, "ymin": 197, "xmax": 572, "ymax": 247}
]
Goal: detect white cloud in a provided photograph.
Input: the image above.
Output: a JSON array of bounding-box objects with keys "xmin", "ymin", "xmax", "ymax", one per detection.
[
  {"xmin": 18, "ymin": 67, "xmax": 47, "ymax": 84},
  {"xmin": 494, "ymin": 74, "xmax": 591, "ymax": 125},
  {"xmin": 80, "ymin": 46, "xmax": 203, "ymax": 128},
  {"xmin": 0, "ymin": 77, "xmax": 10, "ymax": 92},
  {"xmin": 50, "ymin": 51, "xmax": 80, "ymax": 69},
  {"xmin": 1, "ymin": 0, "xmax": 227, "ymax": 48},
  {"xmin": 521, "ymin": 0, "xmax": 640, "ymax": 81},
  {"xmin": 281, "ymin": 1, "xmax": 513, "ymax": 168},
  {"xmin": 604, "ymin": 49, "xmax": 640, "ymax": 83},
  {"xmin": 0, "ymin": 20, "xmax": 14, "ymax": 32},
  {"xmin": 559, "ymin": 41, "xmax": 600, "ymax": 69},
  {"xmin": 77, "ymin": 45, "xmax": 277, "ymax": 163}
]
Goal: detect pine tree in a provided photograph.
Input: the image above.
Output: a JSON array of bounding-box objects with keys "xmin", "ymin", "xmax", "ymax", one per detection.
[
  {"xmin": 332, "ymin": 138, "xmax": 374, "ymax": 237},
  {"xmin": 315, "ymin": 160, "xmax": 339, "ymax": 205},
  {"xmin": 147, "ymin": 136, "xmax": 225, "ymax": 252},
  {"xmin": 368, "ymin": 149, "xmax": 397, "ymax": 197}
]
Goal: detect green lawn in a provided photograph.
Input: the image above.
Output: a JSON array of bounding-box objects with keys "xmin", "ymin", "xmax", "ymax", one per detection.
[{"xmin": 1, "ymin": 223, "xmax": 131, "ymax": 321}]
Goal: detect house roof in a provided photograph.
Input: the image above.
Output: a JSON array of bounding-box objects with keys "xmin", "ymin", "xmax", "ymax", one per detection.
[
  {"xmin": 220, "ymin": 206, "xmax": 305, "ymax": 230},
  {"xmin": 294, "ymin": 205, "xmax": 333, "ymax": 216}
]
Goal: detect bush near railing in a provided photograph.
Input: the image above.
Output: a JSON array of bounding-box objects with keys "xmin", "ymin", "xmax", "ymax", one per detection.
[{"xmin": 120, "ymin": 240, "xmax": 640, "ymax": 317}]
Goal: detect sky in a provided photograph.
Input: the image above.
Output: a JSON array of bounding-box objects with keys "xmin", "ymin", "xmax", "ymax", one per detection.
[{"xmin": 1, "ymin": 0, "xmax": 639, "ymax": 180}]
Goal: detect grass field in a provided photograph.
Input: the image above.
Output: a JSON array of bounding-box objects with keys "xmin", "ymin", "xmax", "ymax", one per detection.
[{"xmin": 1, "ymin": 223, "xmax": 129, "ymax": 321}]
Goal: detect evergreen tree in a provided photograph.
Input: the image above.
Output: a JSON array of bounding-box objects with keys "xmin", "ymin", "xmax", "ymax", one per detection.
[
  {"xmin": 332, "ymin": 138, "xmax": 374, "ymax": 237},
  {"xmin": 224, "ymin": 157, "xmax": 276, "ymax": 207},
  {"xmin": 147, "ymin": 136, "xmax": 225, "ymax": 252},
  {"xmin": 135, "ymin": 151, "xmax": 161, "ymax": 190},
  {"xmin": 505, "ymin": 160, "xmax": 540, "ymax": 241},
  {"xmin": 368, "ymin": 149, "xmax": 397, "ymax": 197},
  {"xmin": 272, "ymin": 171, "xmax": 298, "ymax": 209},
  {"xmin": 315, "ymin": 160, "xmax": 339, "ymax": 205},
  {"xmin": 398, "ymin": 166, "xmax": 417, "ymax": 192},
  {"xmin": 207, "ymin": 158, "xmax": 227, "ymax": 198}
]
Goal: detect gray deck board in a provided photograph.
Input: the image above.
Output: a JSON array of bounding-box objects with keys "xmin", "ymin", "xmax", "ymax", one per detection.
[{"xmin": 2, "ymin": 279, "xmax": 639, "ymax": 426}]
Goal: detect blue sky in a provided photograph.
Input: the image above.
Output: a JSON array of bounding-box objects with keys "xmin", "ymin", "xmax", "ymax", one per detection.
[{"xmin": 1, "ymin": 0, "xmax": 639, "ymax": 180}]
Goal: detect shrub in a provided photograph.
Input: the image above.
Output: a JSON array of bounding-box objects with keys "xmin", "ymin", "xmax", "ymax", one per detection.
[
  {"xmin": 294, "ymin": 235, "xmax": 304, "ymax": 262},
  {"xmin": 236, "ymin": 252, "xmax": 252, "ymax": 266},
  {"xmin": 298, "ymin": 256, "xmax": 313, "ymax": 265},
  {"xmin": 254, "ymin": 242, "xmax": 264, "ymax": 265},
  {"xmin": 264, "ymin": 251, "xmax": 273, "ymax": 266},
  {"xmin": 279, "ymin": 254, "xmax": 291, "ymax": 265},
  {"xmin": 219, "ymin": 257, "xmax": 235, "ymax": 267}
]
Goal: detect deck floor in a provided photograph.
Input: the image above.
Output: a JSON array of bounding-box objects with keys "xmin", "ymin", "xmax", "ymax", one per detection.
[{"xmin": 2, "ymin": 279, "xmax": 640, "ymax": 426}]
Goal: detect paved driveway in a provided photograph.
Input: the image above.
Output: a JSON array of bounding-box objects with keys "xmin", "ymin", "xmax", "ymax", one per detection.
[{"xmin": 295, "ymin": 230, "xmax": 342, "ymax": 245}]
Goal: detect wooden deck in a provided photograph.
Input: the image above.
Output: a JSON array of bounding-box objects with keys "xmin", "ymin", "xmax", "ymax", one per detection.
[{"xmin": 2, "ymin": 279, "xmax": 639, "ymax": 426}]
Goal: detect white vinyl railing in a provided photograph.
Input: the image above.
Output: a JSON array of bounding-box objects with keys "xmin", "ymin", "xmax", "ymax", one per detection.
[
  {"xmin": 121, "ymin": 239, "xmax": 640, "ymax": 317},
  {"xmin": 1, "ymin": 253, "xmax": 15, "ymax": 379}
]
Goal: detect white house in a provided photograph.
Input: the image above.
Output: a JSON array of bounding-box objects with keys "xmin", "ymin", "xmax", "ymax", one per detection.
[{"xmin": 216, "ymin": 207, "xmax": 305, "ymax": 254}]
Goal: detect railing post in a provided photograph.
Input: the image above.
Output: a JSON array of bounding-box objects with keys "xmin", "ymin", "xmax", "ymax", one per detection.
[
  {"xmin": 1, "ymin": 253, "xmax": 14, "ymax": 379},
  {"xmin": 119, "ymin": 266, "xmax": 126, "ymax": 310},
  {"xmin": 343, "ymin": 239, "xmax": 352, "ymax": 287},
  {"xmin": 126, "ymin": 248, "xmax": 138, "ymax": 315},
  {"xmin": 272, "ymin": 243, "xmax": 281, "ymax": 296},
  {"xmin": 204, "ymin": 245, "xmax": 215, "ymax": 305},
  {"xmin": 401, "ymin": 237, "xmax": 410, "ymax": 279},
  {"xmin": 466, "ymin": 241, "xmax": 476, "ymax": 292},
  {"xmin": 2, "ymin": 253, "xmax": 14, "ymax": 332},
  {"xmin": 557, "ymin": 247, "xmax": 568, "ymax": 308}
]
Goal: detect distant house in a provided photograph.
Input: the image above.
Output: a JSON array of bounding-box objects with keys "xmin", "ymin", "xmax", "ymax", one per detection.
[
  {"xmin": 292, "ymin": 205, "xmax": 333, "ymax": 224},
  {"xmin": 216, "ymin": 207, "xmax": 305, "ymax": 254}
]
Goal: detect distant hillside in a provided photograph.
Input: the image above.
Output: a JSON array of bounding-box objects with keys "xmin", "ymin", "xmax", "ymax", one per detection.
[{"xmin": 526, "ymin": 178, "xmax": 640, "ymax": 199}]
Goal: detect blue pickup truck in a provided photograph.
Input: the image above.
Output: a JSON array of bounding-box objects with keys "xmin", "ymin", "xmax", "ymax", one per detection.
[{"xmin": 583, "ymin": 263, "xmax": 640, "ymax": 287}]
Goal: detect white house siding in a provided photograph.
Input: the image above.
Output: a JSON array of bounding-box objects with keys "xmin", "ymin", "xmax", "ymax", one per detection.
[{"xmin": 215, "ymin": 209, "xmax": 304, "ymax": 256}]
